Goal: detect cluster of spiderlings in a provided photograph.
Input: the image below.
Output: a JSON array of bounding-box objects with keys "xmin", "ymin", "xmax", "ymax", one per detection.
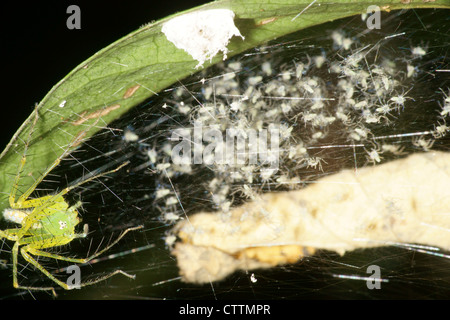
[
  {"xmin": 435, "ymin": 89, "xmax": 450, "ymax": 137},
  {"xmin": 120, "ymin": 29, "xmax": 449, "ymax": 245}
]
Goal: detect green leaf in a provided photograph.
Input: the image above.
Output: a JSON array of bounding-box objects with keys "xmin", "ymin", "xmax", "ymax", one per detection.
[{"xmin": 1, "ymin": 0, "xmax": 448, "ymax": 212}]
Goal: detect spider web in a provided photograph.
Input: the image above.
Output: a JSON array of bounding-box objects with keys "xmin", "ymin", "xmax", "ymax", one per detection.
[{"xmin": 1, "ymin": 7, "xmax": 449, "ymax": 300}]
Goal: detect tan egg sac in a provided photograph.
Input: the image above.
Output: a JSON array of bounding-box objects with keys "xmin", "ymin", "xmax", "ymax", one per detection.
[{"xmin": 171, "ymin": 151, "xmax": 450, "ymax": 283}]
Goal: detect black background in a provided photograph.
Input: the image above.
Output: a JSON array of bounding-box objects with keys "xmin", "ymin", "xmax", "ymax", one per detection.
[{"xmin": 1, "ymin": 0, "xmax": 210, "ymax": 151}]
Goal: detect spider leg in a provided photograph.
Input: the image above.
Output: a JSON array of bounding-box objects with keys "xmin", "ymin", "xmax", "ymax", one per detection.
[
  {"xmin": 0, "ymin": 228, "xmax": 21, "ymax": 241},
  {"xmin": 14, "ymin": 161, "xmax": 128, "ymax": 216},
  {"xmin": 77, "ymin": 269, "xmax": 136, "ymax": 289},
  {"xmin": 14, "ymin": 157, "xmax": 64, "ymax": 207},
  {"xmin": 25, "ymin": 248, "xmax": 87, "ymax": 264},
  {"xmin": 9, "ymin": 195, "xmax": 56, "ymax": 210},
  {"xmin": 37, "ymin": 226, "xmax": 142, "ymax": 264},
  {"xmin": 61, "ymin": 161, "xmax": 130, "ymax": 194},
  {"xmin": 12, "ymin": 121, "xmax": 106, "ymax": 207},
  {"xmin": 16, "ymin": 226, "xmax": 142, "ymax": 293},
  {"xmin": 17, "ymin": 244, "xmax": 68, "ymax": 295},
  {"xmin": 78, "ymin": 225, "xmax": 143, "ymax": 263},
  {"xmin": 26, "ymin": 247, "xmax": 136, "ymax": 281}
]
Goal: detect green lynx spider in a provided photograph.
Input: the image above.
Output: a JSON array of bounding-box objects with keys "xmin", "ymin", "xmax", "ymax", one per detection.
[{"xmin": 0, "ymin": 109, "xmax": 142, "ymax": 296}]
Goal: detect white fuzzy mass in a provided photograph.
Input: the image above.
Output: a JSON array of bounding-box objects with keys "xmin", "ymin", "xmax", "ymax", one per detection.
[{"xmin": 161, "ymin": 9, "xmax": 244, "ymax": 68}]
